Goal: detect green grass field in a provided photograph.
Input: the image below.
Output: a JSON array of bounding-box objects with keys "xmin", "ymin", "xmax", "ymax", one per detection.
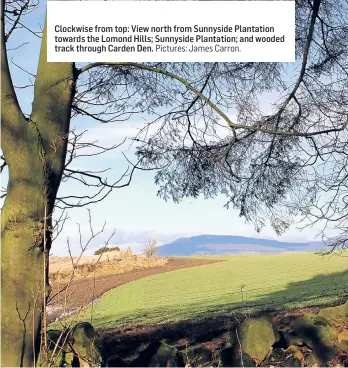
[{"xmin": 60, "ymin": 253, "xmax": 348, "ymax": 329}]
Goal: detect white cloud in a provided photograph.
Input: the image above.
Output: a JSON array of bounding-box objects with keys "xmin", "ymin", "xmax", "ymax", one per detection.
[{"xmin": 51, "ymin": 226, "xmax": 194, "ymax": 256}]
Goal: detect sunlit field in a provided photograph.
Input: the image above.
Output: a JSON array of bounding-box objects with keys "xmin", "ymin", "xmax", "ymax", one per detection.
[{"xmin": 57, "ymin": 253, "xmax": 348, "ymax": 329}]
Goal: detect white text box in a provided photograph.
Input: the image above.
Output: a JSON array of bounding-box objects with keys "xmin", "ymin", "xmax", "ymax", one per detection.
[{"xmin": 47, "ymin": 1, "xmax": 295, "ymax": 62}]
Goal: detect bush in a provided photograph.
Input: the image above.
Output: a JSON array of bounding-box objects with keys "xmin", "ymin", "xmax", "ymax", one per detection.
[
  {"xmin": 143, "ymin": 239, "xmax": 158, "ymax": 257},
  {"xmin": 94, "ymin": 246, "xmax": 120, "ymax": 255}
]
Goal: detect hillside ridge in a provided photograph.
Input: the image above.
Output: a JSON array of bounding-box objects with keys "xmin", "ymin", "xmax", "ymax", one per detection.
[{"xmin": 157, "ymin": 234, "xmax": 324, "ymax": 256}]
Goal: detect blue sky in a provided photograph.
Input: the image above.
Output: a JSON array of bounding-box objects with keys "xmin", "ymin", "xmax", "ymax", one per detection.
[{"xmin": 2, "ymin": 1, "xmax": 332, "ymax": 256}]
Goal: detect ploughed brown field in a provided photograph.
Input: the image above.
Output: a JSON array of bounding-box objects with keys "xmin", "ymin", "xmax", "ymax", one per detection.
[{"xmin": 47, "ymin": 255, "xmax": 219, "ymax": 323}]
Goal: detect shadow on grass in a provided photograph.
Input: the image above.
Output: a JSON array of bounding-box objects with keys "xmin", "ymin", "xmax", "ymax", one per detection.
[{"xmin": 95, "ymin": 270, "xmax": 347, "ymax": 361}]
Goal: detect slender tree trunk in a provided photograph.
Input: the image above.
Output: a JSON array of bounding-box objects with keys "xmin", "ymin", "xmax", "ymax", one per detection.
[{"xmin": 1, "ymin": 7, "xmax": 76, "ymax": 365}]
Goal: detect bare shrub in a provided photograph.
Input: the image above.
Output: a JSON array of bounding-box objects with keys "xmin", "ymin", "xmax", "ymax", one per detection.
[{"xmin": 143, "ymin": 239, "xmax": 159, "ymax": 258}]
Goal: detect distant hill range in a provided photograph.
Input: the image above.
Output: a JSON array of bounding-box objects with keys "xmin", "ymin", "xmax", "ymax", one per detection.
[{"xmin": 157, "ymin": 235, "xmax": 326, "ymax": 256}]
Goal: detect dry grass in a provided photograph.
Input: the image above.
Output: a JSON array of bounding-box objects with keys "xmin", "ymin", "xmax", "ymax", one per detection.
[{"xmin": 49, "ymin": 249, "xmax": 168, "ymax": 284}]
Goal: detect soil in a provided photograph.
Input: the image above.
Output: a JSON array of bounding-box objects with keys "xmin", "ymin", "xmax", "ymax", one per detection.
[{"xmin": 48, "ymin": 257, "xmax": 220, "ymax": 323}]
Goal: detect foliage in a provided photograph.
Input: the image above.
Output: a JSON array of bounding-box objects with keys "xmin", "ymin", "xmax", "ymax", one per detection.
[
  {"xmin": 3, "ymin": 0, "xmax": 347, "ymax": 252},
  {"xmin": 94, "ymin": 246, "xmax": 120, "ymax": 255},
  {"xmin": 2, "ymin": 0, "xmax": 348, "ymax": 364}
]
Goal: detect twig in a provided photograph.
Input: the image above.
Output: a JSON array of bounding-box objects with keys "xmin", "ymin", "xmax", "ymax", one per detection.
[{"xmin": 235, "ymin": 328, "xmax": 244, "ymax": 368}]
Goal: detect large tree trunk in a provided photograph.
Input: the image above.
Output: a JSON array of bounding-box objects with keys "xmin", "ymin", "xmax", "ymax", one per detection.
[
  {"xmin": 1, "ymin": 8, "xmax": 76, "ymax": 365},
  {"xmin": 1, "ymin": 179, "xmax": 52, "ymax": 366}
]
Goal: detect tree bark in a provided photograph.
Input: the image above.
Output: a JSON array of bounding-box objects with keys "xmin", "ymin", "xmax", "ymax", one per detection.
[{"xmin": 1, "ymin": 8, "xmax": 76, "ymax": 366}]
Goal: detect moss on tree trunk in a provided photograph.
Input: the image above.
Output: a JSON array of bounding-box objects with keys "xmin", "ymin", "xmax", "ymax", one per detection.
[{"xmin": 1, "ymin": 8, "xmax": 76, "ymax": 365}]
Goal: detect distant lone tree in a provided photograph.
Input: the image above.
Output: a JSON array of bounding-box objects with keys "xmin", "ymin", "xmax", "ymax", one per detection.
[
  {"xmin": 1, "ymin": 0, "xmax": 347, "ymax": 365},
  {"xmin": 143, "ymin": 239, "xmax": 159, "ymax": 258}
]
